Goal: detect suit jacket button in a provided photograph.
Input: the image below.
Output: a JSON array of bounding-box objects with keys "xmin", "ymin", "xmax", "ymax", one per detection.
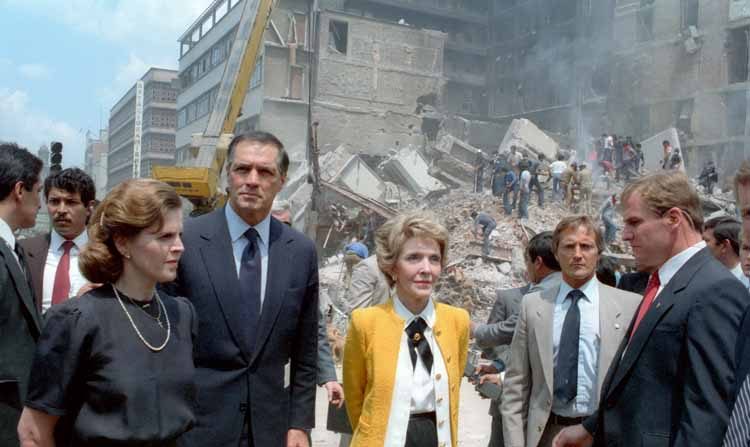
[
  {"xmin": 436, "ymin": 373, "xmax": 442, "ymax": 380},
  {"xmin": 439, "ymin": 420, "xmax": 445, "ymax": 428},
  {"xmin": 538, "ymin": 425, "xmax": 543, "ymax": 432}
]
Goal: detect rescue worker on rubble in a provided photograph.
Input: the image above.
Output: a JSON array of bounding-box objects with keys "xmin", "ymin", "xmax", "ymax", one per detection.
[
  {"xmin": 471, "ymin": 210, "xmax": 497, "ymax": 257},
  {"xmin": 577, "ymin": 163, "xmax": 593, "ymax": 215},
  {"xmin": 698, "ymin": 159, "xmax": 718, "ymax": 194},
  {"xmin": 560, "ymin": 161, "xmax": 577, "ymax": 205},
  {"xmin": 600, "ymin": 193, "xmax": 618, "ymax": 247},
  {"xmin": 518, "ymin": 160, "xmax": 531, "ymax": 220},
  {"xmin": 503, "ymin": 165, "xmax": 517, "ymax": 215},
  {"xmin": 491, "ymin": 154, "xmax": 507, "ymax": 197},
  {"xmin": 343, "ymin": 237, "xmax": 369, "ymax": 288}
]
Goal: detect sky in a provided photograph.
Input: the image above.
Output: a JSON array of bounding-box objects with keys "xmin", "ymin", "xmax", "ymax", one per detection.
[{"xmin": 0, "ymin": 0, "xmax": 209, "ymax": 168}]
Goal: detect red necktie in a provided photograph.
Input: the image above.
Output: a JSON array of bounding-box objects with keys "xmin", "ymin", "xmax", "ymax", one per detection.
[
  {"xmin": 629, "ymin": 272, "xmax": 660, "ymax": 340},
  {"xmin": 52, "ymin": 240, "xmax": 75, "ymax": 305}
]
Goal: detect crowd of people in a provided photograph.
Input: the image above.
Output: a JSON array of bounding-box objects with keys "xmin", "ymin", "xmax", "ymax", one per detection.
[{"xmin": 2, "ymin": 130, "xmax": 750, "ymax": 447}]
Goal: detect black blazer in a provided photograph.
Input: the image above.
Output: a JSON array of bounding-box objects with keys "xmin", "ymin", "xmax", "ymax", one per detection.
[
  {"xmin": 164, "ymin": 208, "xmax": 319, "ymax": 447},
  {"xmin": 0, "ymin": 241, "xmax": 42, "ymax": 444},
  {"xmin": 19, "ymin": 233, "xmax": 51, "ymax": 311},
  {"xmin": 583, "ymin": 248, "xmax": 750, "ymax": 447}
]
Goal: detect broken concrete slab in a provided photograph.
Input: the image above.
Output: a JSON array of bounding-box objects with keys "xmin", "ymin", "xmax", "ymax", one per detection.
[
  {"xmin": 640, "ymin": 128, "xmax": 681, "ymax": 172},
  {"xmin": 330, "ymin": 155, "xmax": 387, "ymax": 202},
  {"xmin": 498, "ymin": 118, "xmax": 559, "ymax": 161},
  {"xmin": 435, "ymin": 134, "xmax": 483, "ymax": 165},
  {"xmin": 381, "ymin": 146, "xmax": 446, "ymax": 196}
]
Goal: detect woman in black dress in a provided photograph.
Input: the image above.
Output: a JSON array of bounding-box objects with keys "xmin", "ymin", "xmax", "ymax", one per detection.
[{"xmin": 17, "ymin": 179, "xmax": 196, "ymax": 447}]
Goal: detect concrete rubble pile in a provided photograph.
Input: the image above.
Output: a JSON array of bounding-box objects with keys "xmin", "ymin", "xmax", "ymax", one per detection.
[{"xmin": 311, "ymin": 118, "xmax": 636, "ymax": 326}]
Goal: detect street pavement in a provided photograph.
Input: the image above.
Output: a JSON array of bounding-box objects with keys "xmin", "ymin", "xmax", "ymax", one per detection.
[{"xmin": 311, "ymin": 376, "xmax": 492, "ymax": 446}]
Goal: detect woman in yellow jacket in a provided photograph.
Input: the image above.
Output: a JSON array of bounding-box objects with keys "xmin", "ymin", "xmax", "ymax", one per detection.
[{"xmin": 343, "ymin": 212, "xmax": 470, "ymax": 447}]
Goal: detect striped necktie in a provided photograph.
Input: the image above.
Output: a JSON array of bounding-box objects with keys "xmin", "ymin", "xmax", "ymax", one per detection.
[{"xmin": 723, "ymin": 374, "xmax": 750, "ymax": 447}]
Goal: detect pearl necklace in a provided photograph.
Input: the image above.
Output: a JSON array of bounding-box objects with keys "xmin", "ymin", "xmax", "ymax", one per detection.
[{"xmin": 114, "ymin": 287, "xmax": 171, "ymax": 352}]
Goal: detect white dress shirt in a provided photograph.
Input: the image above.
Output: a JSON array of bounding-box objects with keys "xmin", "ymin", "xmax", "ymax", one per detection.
[
  {"xmin": 385, "ymin": 296, "xmax": 451, "ymax": 447},
  {"xmin": 42, "ymin": 230, "xmax": 89, "ymax": 311},
  {"xmin": 552, "ymin": 276, "xmax": 601, "ymax": 417},
  {"xmin": 0, "ymin": 217, "xmax": 19, "ymax": 264},
  {"xmin": 655, "ymin": 241, "xmax": 707, "ymax": 298},
  {"xmin": 225, "ymin": 204, "xmax": 269, "ymax": 307},
  {"xmin": 730, "ymin": 263, "xmax": 750, "ymax": 289}
]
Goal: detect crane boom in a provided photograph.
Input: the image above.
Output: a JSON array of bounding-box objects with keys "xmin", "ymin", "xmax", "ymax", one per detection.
[{"xmin": 153, "ymin": 0, "xmax": 276, "ymax": 212}]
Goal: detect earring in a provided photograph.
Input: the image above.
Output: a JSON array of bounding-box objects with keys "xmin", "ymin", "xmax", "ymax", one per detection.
[{"xmin": 123, "ymin": 253, "xmax": 131, "ymax": 260}]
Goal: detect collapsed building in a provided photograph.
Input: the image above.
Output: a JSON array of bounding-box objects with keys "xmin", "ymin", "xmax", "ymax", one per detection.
[{"xmin": 174, "ymin": 0, "xmax": 745, "ymax": 325}]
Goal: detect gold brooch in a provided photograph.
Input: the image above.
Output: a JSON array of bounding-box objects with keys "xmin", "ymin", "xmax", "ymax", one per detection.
[{"xmin": 413, "ymin": 333, "xmax": 422, "ymax": 342}]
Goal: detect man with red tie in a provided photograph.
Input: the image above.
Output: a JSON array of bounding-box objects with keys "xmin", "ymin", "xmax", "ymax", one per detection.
[
  {"xmin": 553, "ymin": 172, "xmax": 750, "ymax": 447},
  {"xmin": 20, "ymin": 168, "xmax": 96, "ymax": 312}
]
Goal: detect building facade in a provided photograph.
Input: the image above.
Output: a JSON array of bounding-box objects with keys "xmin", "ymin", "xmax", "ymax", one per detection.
[
  {"xmin": 107, "ymin": 68, "xmax": 178, "ymax": 191},
  {"xmin": 175, "ymin": 0, "xmax": 312, "ymax": 164},
  {"xmin": 607, "ymin": 0, "xmax": 750, "ymax": 179},
  {"xmin": 85, "ymin": 129, "xmax": 109, "ymax": 198}
]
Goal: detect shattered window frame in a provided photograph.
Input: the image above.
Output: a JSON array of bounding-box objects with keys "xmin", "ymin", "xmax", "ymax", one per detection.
[{"xmin": 329, "ymin": 20, "xmax": 349, "ymax": 55}]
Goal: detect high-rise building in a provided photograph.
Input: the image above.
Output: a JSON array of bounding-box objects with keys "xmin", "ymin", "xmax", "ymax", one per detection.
[
  {"xmin": 85, "ymin": 129, "xmax": 109, "ymax": 198},
  {"xmin": 107, "ymin": 68, "xmax": 179, "ymax": 191}
]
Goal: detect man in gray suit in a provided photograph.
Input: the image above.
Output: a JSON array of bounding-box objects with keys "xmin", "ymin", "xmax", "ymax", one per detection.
[
  {"xmin": 344, "ymin": 255, "xmax": 389, "ymax": 313},
  {"xmin": 0, "ymin": 143, "xmax": 43, "ymax": 444},
  {"xmin": 473, "ymin": 231, "xmax": 562, "ymax": 447},
  {"xmin": 502, "ymin": 216, "xmax": 640, "ymax": 447}
]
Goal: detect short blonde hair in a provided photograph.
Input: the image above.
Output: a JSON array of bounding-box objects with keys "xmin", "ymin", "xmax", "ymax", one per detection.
[
  {"xmin": 375, "ymin": 212, "xmax": 449, "ymax": 287},
  {"xmin": 621, "ymin": 171, "xmax": 703, "ymax": 232}
]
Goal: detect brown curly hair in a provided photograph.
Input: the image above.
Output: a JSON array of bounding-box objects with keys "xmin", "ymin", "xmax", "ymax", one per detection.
[{"xmin": 79, "ymin": 179, "xmax": 181, "ymax": 284}]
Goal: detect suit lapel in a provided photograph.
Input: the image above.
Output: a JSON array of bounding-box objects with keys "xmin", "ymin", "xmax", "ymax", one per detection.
[
  {"xmin": 0, "ymin": 242, "xmax": 41, "ymax": 334},
  {"xmin": 597, "ymin": 285, "xmax": 626, "ymax": 393},
  {"xmin": 605, "ymin": 249, "xmax": 709, "ymax": 397},
  {"xmin": 250, "ymin": 219, "xmax": 291, "ymax": 365},
  {"xmin": 23, "ymin": 234, "xmax": 50, "ymax": 311},
  {"xmin": 534, "ymin": 286, "xmax": 559, "ymax": 397},
  {"xmin": 198, "ymin": 210, "xmax": 251, "ymax": 359}
]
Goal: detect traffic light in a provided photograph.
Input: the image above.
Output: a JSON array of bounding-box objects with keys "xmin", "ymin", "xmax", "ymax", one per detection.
[{"xmin": 50, "ymin": 141, "xmax": 63, "ymax": 175}]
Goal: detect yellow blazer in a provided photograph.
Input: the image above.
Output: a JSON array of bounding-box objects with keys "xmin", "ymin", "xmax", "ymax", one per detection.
[{"xmin": 343, "ymin": 299, "xmax": 470, "ymax": 446}]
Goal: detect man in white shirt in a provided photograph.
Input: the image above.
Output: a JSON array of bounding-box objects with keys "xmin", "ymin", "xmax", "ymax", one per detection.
[
  {"xmin": 20, "ymin": 168, "xmax": 96, "ymax": 312},
  {"xmin": 702, "ymin": 216, "xmax": 749, "ymax": 288},
  {"xmin": 549, "ymin": 156, "xmax": 567, "ymax": 199},
  {"xmin": 518, "ymin": 166, "xmax": 531, "ymax": 220}
]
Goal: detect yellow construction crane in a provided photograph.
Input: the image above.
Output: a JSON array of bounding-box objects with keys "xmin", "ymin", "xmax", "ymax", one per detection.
[{"xmin": 152, "ymin": 0, "xmax": 275, "ymax": 214}]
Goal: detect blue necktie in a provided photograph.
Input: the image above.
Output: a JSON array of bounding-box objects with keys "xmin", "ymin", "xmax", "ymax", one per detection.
[
  {"xmin": 555, "ymin": 289, "xmax": 584, "ymax": 403},
  {"xmin": 239, "ymin": 228, "xmax": 261, "ymax": 352}
]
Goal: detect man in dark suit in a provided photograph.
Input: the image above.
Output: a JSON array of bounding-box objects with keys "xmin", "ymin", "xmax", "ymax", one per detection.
[
  {"xmin": 554, "ymin": 172, "xmax": 750, "ymax": 447},
  {"xmin": 0, "ymin": 143, "xmax": 43, "ymax": 444},
  {"xmin": 20, "ymin": 168, "xmax": 96, "ymax": 312},
  {"xmin": 167, "ymin": 131, "xmax": 318, "ymax": 447},
  {"xmin": 472, "ymin": 231, "xmax": 562, "ymax": 447},
  {"xmin": 615, "ymin": 271, "xmax": 648, "ymax": 295}
]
